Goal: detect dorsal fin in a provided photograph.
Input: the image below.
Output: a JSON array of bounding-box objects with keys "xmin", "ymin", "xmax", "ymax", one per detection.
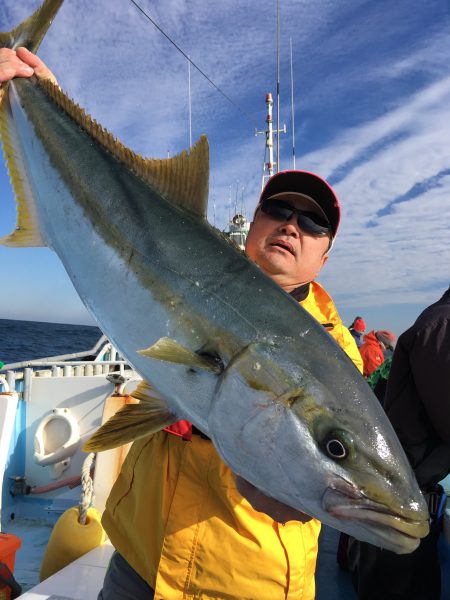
[
  {"xmin": 0, "ymin": 94, "xmax": 46, "ymax": 247},
  {"xmin": 37, "ymin": 78, "xmax": 210, "ymax": 218}
]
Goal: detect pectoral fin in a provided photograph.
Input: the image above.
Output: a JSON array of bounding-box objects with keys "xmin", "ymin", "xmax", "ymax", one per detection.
[
  {"xmin": 83, "ymin": 381, "xmax": 177, "ymax": 452},
  {"xmin": 138, "ymin": 337, "xmax": 223, "ymax": 373}
]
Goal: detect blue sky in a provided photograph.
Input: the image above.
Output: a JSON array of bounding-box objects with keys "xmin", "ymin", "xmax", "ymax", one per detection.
[{"xmin": 0, "ymin": 0, "xmax": 449, "ymax": 335}]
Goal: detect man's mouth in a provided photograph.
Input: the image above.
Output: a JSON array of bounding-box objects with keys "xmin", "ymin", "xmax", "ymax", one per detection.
[{"xmin": 269, "ymin": 239, "xmax": 295, "ymax": 256}]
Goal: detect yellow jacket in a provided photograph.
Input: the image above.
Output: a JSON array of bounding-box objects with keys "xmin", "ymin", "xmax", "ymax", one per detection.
[{"xmin": 102, "ymin": 281, "xmax": 362, "ymax": 599}]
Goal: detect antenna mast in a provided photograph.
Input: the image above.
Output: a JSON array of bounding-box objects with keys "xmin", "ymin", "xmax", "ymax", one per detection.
[
  {"xmin": 255, "ymin": 93, "xmax": 274, "ymax": 190},
  {"xmin": 255, "ymin": 0, "xmax": 285, "ymax": 188}
]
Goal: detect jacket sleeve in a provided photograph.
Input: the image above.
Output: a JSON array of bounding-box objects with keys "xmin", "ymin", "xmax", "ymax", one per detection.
[{"xmin": 410, "ymin": 318, "xmax": 450, "ymax": 443}]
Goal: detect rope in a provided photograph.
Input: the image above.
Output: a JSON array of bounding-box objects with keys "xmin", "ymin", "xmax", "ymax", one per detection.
[{"xmin": 78, "ymin": 453, "xmax": 95, "ymax": 525}]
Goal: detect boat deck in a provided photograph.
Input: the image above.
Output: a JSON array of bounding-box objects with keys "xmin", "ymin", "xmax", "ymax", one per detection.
[
  {"xmin": 6, "ymin": 518, "xmax": 53, "ymax": 592},
  {"xmin": 9, "ymin": 519, "xmax": 450, "ymax": 599},
  {"xmin": 18, "ymin": 541, "xmax": 114, "ymax": 600}
]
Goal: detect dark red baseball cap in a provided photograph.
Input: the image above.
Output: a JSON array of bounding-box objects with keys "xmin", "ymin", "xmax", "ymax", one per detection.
[{"xmin": 258, "ymin": 170, "xmax": 341, "ymax": 238}]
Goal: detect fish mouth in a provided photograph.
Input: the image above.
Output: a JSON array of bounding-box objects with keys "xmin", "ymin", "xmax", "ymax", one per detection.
[{"xmin": 323, "ymin": 480, "xmax": 429, "ymax": 553}]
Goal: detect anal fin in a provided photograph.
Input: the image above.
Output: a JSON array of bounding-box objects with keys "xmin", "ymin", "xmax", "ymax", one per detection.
[{"xmin": 84, "ymin": 381, "xmax": 177, "ymax": 452}]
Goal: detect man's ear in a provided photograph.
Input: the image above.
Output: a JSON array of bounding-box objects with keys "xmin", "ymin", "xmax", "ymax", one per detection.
[
  {"xmin": 317, "ymin": 253, "xmax": 329, "ymax": 274},
  {"xmin": 312, "ymin": 253, "xmax": 328, "ymax": 281}
]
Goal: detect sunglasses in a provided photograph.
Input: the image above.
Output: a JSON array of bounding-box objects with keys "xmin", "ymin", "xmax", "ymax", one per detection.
[{"xmin": 259, "ymin": 198, "xmax": 330, "ymax": 237}]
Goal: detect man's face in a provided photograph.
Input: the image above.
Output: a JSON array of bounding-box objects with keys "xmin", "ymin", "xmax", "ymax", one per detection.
[{"xmin": 245, "ymin": 194, "xmax": 330, "ymax": 292}]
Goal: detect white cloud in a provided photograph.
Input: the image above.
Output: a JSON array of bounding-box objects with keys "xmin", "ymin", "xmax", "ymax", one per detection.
[{"xmin": 315, "ymin": 76, "xmax": 450, "ymax": 308}]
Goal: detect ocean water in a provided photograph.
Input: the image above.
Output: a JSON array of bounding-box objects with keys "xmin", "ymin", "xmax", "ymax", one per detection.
[{"xmin": 0, "ymin": 318, "xmax": 102, "ymax": 366}]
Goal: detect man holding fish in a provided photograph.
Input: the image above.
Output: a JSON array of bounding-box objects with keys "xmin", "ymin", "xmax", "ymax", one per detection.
[
  {"xmin": 95, "ymin": 172, "xmax": 364, "ymax": 600},
  {"xmin": 0, "ymin": 18, "xmax": 429, "ymax": 599}
]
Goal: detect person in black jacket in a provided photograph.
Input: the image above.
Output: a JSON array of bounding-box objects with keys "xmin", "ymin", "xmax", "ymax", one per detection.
[{"xmin": 348, "ymin": 285, "xmax": 450, "ymax": 600}]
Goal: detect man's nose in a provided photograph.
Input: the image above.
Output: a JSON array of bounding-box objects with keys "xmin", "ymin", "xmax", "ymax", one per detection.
[{"xmin": 279, "ymin": 215, "xmax": 300, "ymax": 236}]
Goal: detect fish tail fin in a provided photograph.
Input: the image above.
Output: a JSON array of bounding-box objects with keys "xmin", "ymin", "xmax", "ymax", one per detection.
[
  {"xmin": 83, "ymin": 382, "xmax": 178, "ymax": 452},
  {"xmin": 0, "ymin": 0, "xmax": 64, "ymax": 248},
  {"xmin": 0, "ymin": 0, "xmax": 64, "ymax": 52}
]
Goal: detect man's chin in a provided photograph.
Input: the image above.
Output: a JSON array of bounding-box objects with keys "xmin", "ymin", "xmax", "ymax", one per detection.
[{"xmin": 262, "ymin": 248, "xmax": 296, "ymax": 269}]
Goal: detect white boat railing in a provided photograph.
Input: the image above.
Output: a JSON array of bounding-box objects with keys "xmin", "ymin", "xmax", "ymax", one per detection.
[
  {"xmin": 0, "ymin": 336, "xmax": 138, "ymax": 397},
  {"xmin": 0, "ymin": 334, "xmax": 114, "ymax": 371}
]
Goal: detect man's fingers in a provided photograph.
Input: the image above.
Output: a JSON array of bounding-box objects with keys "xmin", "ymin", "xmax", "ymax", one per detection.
[
  {"xmin": 0, "ymin": 48, "xmax": 34, "ymax": 83},
  {"xmin": 16, "ymin": 47, "xmax": 57, "ymax": 84},
  {"xmin": 0, "ymin": 48, "xmax": 56, "ymax": 85},
  {"xmin": 15, "ymin": 47, "xmax": 41, "ymax": 68}
]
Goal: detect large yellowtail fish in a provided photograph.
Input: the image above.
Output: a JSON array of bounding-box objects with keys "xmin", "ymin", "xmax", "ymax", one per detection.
[{"xmin": 0, "ymin": 0, "xmax": 428, "ymax": 553}]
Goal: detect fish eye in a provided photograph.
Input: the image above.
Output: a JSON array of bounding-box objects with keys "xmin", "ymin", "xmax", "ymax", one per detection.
[
  {"xmin": 326, "ymin": 439, "xmax": 347, "ymax": 459},
  {"xmin": 322, "ymin": 431, "xmax": 352, "ymax": 460}
]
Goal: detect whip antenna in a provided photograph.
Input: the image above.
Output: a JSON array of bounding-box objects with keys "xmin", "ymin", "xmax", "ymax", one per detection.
[{"xmin": 290, "ymin": 37, "xmax": 296, "ymax": 169}]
